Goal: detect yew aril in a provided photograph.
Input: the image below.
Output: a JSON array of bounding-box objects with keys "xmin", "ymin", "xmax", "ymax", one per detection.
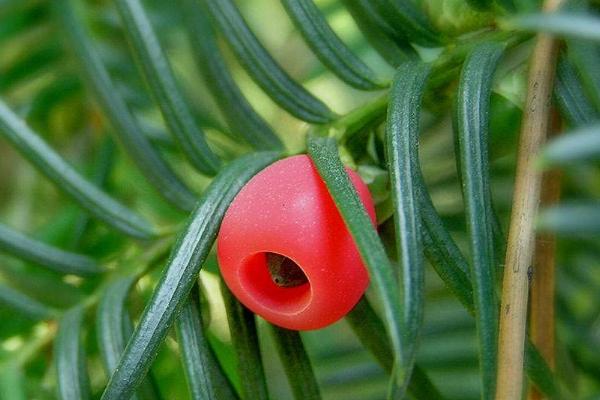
[{"xmin": 217, "ymin": 155, "xmax": 376, "ymax": 330}]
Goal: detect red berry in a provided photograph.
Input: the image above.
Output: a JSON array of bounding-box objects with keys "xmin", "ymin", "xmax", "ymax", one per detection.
[{"xmin": 217, "ymin": 155, "xmax": 376, "ymax": 330}]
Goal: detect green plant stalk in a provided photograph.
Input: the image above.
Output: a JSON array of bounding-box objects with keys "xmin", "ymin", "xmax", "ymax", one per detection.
[
  {"xmin": 319, "ymin": 93, "xmax": 389, "ymax": 142},
  {"xmin": 314, "ymin": 31, "xmax": 526, "ymax": 146}
]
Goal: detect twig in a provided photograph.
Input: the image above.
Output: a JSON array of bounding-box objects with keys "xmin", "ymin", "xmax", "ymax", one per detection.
[{"xmin": 495, "ymin": 0, "xmax": 565, "ymax": 398}]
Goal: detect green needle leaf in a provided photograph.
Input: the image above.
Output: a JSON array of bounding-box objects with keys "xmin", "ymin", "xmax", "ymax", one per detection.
[
  {"xmin": 0, "ymin": 100, "xmax": 155, "ymax": 239},
  {"xmin": 281, "ymin": 0, "xmax": 383, "ymax": 90},
  {"xmin": 176, "ymin": 287, "xmax": 238, "ymax": 400},
  {"xmin": 504, "ymin": 13, "xmax": 600, "ymax": 42},
  {"xmin": 114, "ymin": 0, "xmax": 221, "ymax": 175},
  {"xmin": 101, "ymin": 152, "xmax": 279, "ymax": 400},
  {"xmin": 384, "ymin": 60, "xmax": 430, "ymax": 389},
  {"xmin": 541, "ymin": 124, "xmax": 600, "ymax": 166},
  {"xmin": 0, "ymin": 42, "xmax": 62, "ymax": 92},
  {"xmin": 97, "ymin": 278, "xmax": 135, "ymax": 385},
  {"xmin": 0, "ymin": 4, "xmax": 48, "ymax": 43},
  {"xmin": 55, "ymin": 306, "xmax": 91, "ymax": 400},
  {"xmin": 221, "ymin": 283, "xmax": 269, "ymax": 400},
  {"xmin": 202, "ymin": 0, "xmax": 335, "ymax": 123},
  {"xmin": 179, "ymin": 0, "xmax": 282, "ymax": 151},
  {"xmin": 55, "ymin": 0, "xmax": 199, "ymax": 211},
  {"xmin": 567, "ymin": 40, "xmax": 600, "ymax": 113},
  {"xmin": 418, "ymin": 183, "xmax": 473, "ymax": 309},
  {"xmin": 307, "ymin": 134, "xmax": 404, "ymax": 392},
  {"xmin": 346, "ymin": 298, "xmax": 444, "ymax": 400},
  {"xmin": 554, "ymin": 56, "xmax": 599, "ymax": 127},
  {"xmin": 342, "ymin": 0, "xmax": 416, "ymax": 67},
  {"xmin": 97, "ymin": 277, "xmax": 160, "ymax": 400},
  {"xmin": 524, "ymin": 340, "xmax": 561, "ymax": 399},
  {"xmin": 0, "ymin": 223, "xmax": 102, "ymax": 276},
  {"xmin": 70, "ymin": 138, "xmax": 116, "ymax": 249},
  {"xmin": 269, "ymin": 325, "xmax": 321, "ymax": 400},
  {"xmin": 538, "ymin": 203, "xmax": 600, "ymax": 235},
  {"xmin": 455, "ymin": 41, "xmax": 504, "ymax": 400},
  {"xmin": 369, "ymin": 0, "xmax": 441, "ymax": 47},
  {"xmin": 0, "ymin": 283, "xmax": 56, "ymax": 320}
]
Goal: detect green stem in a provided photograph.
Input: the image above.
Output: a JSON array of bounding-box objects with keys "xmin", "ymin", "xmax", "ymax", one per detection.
[{"xmin": 313, "ymin": 30, "xmax": 529, "ymax": 146}]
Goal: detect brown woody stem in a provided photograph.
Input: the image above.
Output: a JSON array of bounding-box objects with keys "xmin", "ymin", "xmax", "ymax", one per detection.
[
  {"xmin": 495, "ymin": 0, "xmax": 565, "ymax": 398},
  {"xmin": 527, "ymin": 113, "xmax": 562, "ymax": 400}
]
